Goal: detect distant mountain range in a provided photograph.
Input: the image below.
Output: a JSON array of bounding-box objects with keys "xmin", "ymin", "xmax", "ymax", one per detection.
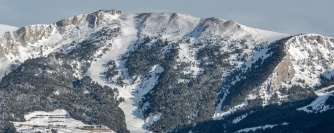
[{"xmin": 0, "ymin": 10, "xmax": 334, "ymax": 133}]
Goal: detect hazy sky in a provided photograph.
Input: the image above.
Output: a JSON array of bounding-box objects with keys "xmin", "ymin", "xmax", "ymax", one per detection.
[{"xmin": 0, "ymin": 0, "xmax": 333, "ymax": 36}]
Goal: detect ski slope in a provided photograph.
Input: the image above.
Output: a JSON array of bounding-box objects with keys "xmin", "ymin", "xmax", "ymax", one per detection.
[{"xmin": 86, "ymin": 14, "xmax": 150, "ymax": 133}]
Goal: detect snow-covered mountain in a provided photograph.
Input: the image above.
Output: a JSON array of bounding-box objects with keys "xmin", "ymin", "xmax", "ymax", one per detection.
[
  {"xmin": 0, "ymin": 10, "xmax": 334, "ymax": 133},
  {"xmin": 0, "ymin": 24, "xmax": 18, "ymax": 33}
]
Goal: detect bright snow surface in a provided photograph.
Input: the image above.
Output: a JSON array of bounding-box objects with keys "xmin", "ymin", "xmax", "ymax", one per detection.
[
  {"xmin": 12, "ymin": 109, "xmax": 115, "ymax": 133},
  {"xmin": 86, "ymin": 14, "xmax": 151, "ymax": 133},
  {"xmin": 87, "ymin": 13, "xmax": 165, "ymax": 131},
  {"xmin": 236, "ymin": 122, "xmax": 289, "ymax": 133},
  {"xmin": 0, "ymin": 24, "xmax": 18, "ymax": 78},
  {"xmin": 0, "ymin": 24, "xmax": 18, "ymax": 33},
  {"xmin": 297, "ymin": 85, "xmax": 334, "ymax": 113}
]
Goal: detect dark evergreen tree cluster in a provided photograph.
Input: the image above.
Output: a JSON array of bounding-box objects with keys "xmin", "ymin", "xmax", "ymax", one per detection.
[
  {"xmin": 123, "ymin": 35, "xmax": 276, "ymax": 132},
  {"xmin": 0, "ymin": 56, "xmax": 128, "ymax": 133}
]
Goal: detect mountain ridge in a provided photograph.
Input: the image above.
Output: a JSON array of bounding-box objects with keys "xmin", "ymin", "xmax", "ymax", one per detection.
[{"xmin": 0, "ymin": 9, "xmax": 333, "ymax": 133}]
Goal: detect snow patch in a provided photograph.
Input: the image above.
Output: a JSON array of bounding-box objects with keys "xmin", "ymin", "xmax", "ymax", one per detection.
[
  {"xmin": 213, "ymin": 101, "xmax": 248, "ymax": 120},
  {"xmin": 297, "ymin": 85, "xmax": 334, "ymax": 113},
  {"xmin": 177, "ymin": 42, "xmax": 202, "ymax": 76},
  {"xmin": 0, "ymin": 24, "xmax": 18, "ymax": 33},
  {"xmin": 12, "ymin": 109, "xmax": 115, "ymax": 133},
  {"xmin": 53, "ymin": 91, "xmax": 60, "ymax": 95},
  {"xmin": 143, "ymin": 113, "xmax": 162, "ymax": 129},
  {"xmin": 119, "ymin": 65, "xmax": 163, "ymax": 132},
  {"xmin": 0, "ymin": 58, "xmax": 12, "ymax": 80},
  {"xmin": 241, "ymin": 25, "xmax": 288, "ymax": 43},
  {"xmin": 232, "ymin": 113, "xmax": 250, "ymax": 124},
  {"xmin": 287, "ymin": 35, "xmax": 334, "ymax": 88},
  {"xmin": 236, "ymin": 122, "xmax": 289, "ymax": 133},
  {"xmin": 86, "ymin": 14, "xmax": 164, "ymax": 132}
]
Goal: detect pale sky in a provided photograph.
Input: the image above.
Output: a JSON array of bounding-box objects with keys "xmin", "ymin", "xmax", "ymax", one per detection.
[{"xmin": 0, "ymin": 0, "xmax": 333, "ymax": 36}]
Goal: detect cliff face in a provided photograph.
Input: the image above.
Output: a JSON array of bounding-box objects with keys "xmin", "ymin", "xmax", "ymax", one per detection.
[{"xmin": 0, "ymin": 10, "xmax": 334, "ymax": 133}]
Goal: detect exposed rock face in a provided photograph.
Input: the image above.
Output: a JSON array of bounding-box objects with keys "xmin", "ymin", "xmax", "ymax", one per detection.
[
  {"xmin": 0, "ymin": 10, "xmax": 334, "ymax": 133},
  {"xmin": 276, "ymin": 58, "xmax": 295, "ymax": 85}
]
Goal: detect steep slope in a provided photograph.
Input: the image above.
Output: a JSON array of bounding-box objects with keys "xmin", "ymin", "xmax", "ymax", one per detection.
[
  {"xmin": 216, "ymin": 34, "xmax": 334, "ymax": 116},
  {"xmin": 261, "ymin": 34, "xmax": 334, "ymax": 105},
  {"xmin": 124, "ymin": 13, "xmax": 288, "ymax": 132},
  {"xmin": 0, "ymin": 10, "xmax": 129, "ymax": 132},
  {"xmin": 191, "ymin": 34, "xmax": 334, "ymax": 133},
  {"xmin": 1, "ymin": 10, "xmax": 334, "ymax": 133}
]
